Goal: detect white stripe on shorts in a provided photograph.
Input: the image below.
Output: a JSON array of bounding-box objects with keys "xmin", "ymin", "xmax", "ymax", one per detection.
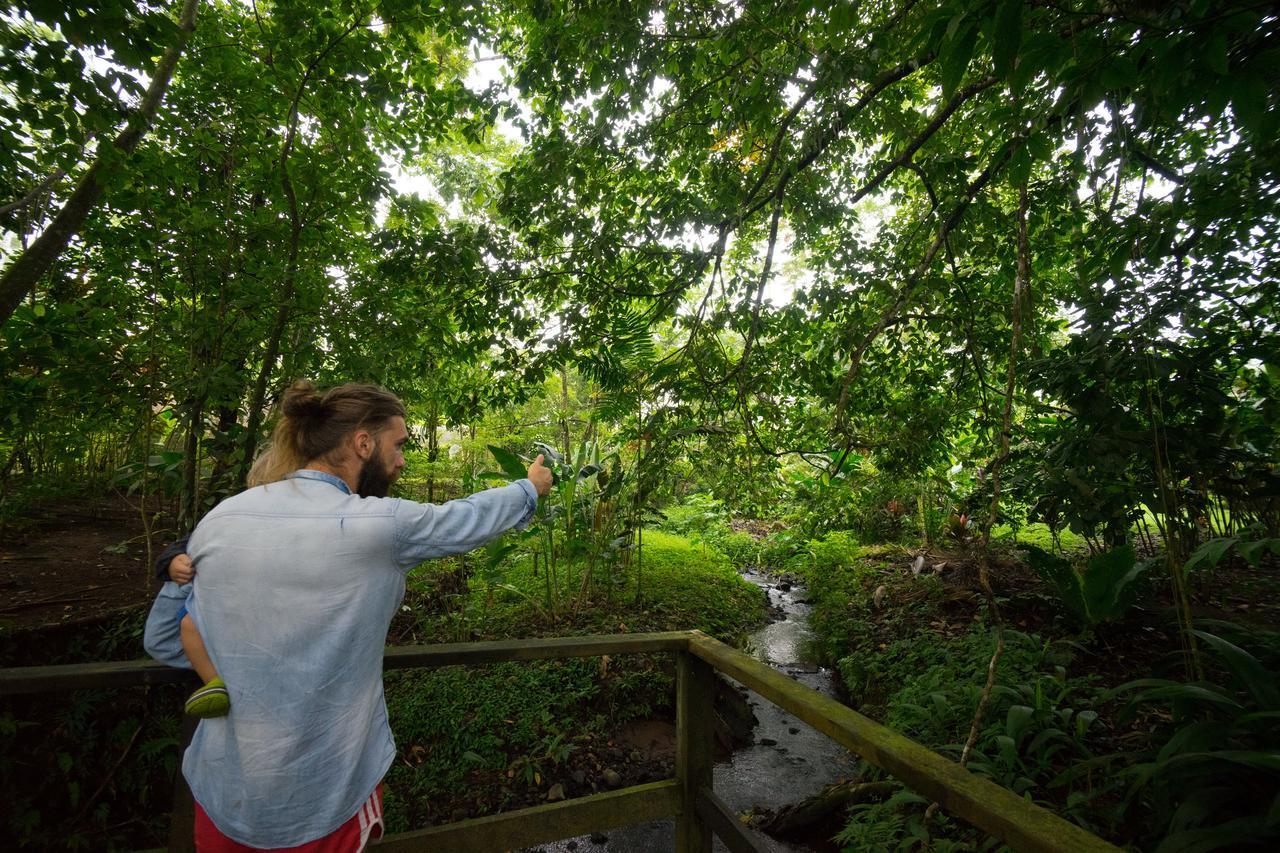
[{"xmin": 357, "ymin": 789, "xmax": 383, "ymax": 852}]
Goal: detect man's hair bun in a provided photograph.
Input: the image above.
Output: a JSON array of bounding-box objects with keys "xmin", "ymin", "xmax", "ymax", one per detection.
[{"xmin": 281, "ymin": 379, "xmax": 325, "ymax": 421}]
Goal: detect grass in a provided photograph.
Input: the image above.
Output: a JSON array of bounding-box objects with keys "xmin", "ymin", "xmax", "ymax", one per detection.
[
  {"xmin": 991, "ymin": 522, "xmax": 1087, "ymax": 552},
  {"xmin": 444, "ymin": 528, "xmax": 765, "ymax": 643}
]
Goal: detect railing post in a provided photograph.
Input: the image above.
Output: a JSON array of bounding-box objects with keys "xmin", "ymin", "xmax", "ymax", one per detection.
[
  {"xmin": 167, "ymin": 715, "xmax": 198, "ymax": 852},
  {"xmin": 675, "ymin": 649, "xmax": 714, "ymax": 853}
]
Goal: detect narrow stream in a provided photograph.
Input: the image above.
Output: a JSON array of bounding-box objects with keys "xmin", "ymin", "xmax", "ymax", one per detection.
[{"xmin": 534, "ymin": 569, "xmax": 858, "ymax": 852}]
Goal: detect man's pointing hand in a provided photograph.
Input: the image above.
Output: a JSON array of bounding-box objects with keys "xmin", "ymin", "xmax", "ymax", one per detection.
[{"xmin": 527, "ymin": 453, "xmax": 553, "ymax": 496}]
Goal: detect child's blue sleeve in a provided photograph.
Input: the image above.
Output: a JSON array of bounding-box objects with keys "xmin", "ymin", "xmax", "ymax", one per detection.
[{"xmin": 143, "ymin": 581, "xmax": 193, "ymax": 669}]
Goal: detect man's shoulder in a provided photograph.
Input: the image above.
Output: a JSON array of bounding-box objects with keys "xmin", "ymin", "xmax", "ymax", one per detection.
[
  {"xmin": 207, "ymin": 482, "xmax": 288, "ymax": 513},
  {"xmin": 203, "ymin": 480, "xmax": 399, "ymax": 519}
]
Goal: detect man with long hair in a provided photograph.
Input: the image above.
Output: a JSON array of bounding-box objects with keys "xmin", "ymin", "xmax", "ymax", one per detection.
[{"xmin": 146, "ymin": 379, "xmax": 551, "ymax": 850}]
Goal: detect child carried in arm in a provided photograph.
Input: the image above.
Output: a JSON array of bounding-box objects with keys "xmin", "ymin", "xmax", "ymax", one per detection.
[{"xmin": 143, "ymin": 539, "xmax": 229, "ymax": 718}]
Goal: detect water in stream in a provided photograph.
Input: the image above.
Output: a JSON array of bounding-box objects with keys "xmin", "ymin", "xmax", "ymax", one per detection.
[{"xmin": 533, "ymin": 569, "xmax": 858, "ymax": 852}]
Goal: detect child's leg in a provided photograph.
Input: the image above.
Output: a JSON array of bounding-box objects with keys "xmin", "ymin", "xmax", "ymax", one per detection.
[
  {"xmin": 180, "ymin": 614, "xmax": 229, "ymax": 718},
  {"xmin": 180, "ymin": 614, "xmax": 218, "ymax": 683}
]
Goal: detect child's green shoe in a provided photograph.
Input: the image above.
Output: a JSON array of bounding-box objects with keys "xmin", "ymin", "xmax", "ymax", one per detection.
[{"xmin": 185, "ymin": 676, "xmax": 230, "ymax": 718}]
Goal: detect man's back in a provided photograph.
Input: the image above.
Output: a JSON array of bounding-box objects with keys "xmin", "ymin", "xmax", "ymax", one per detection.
[
  {"xmin": 183, "ymin": 472, "xmax": 405, "ymax": 847},
  {"xmin": 182, "ymin": 468, "xmax": 536, "ymax": 846}
]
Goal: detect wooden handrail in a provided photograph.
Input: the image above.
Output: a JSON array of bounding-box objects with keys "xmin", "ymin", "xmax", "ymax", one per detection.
[
  {"xmin": 686, "ymin": 631, "xmax": 1120, "ymax": 853},
  {"xmin": 0, "ymin": 631, "xmax": 697, "ymax": 695},
  {"xmin": 0, "ymin": 630, "xmax": 1121, "ymax": 853}
]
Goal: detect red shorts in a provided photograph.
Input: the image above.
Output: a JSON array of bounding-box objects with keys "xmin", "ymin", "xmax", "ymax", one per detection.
[{"xmin": 194, "ymin": 785, "xmax": 384, "ymax": 852}]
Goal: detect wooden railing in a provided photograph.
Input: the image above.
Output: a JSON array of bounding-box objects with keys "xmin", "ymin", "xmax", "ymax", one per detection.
[{"xmin": 0, "ymin": 630, "xmax": 1121, "ymax": 853}]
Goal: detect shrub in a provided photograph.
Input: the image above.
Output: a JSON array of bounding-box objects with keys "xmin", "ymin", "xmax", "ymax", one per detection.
[
  {"xmin": 836, "ymin": 628, "xmax": 1112, "ymax": 843},
  {"xmin": 1107, "ymin": 624, "xmax": 1280, "ymax": 851},
  {"xmin": 657, "ymin": 492, "xmax": 730, "ymax": 540},
  {"xmin": 634, "ymin": 530, "xmax": 764, "ymax": 640},
  {"xmin": 800, "ymin": 530, "xmax": 862, "ymax": 573},
  {"xmin": 755, "ymin": 530, "xmax": 803, "ymax": 570},
  {"xmin": 1022, "ymin": 544, "xmax": 1152, "ymax": 628},
  {"xmin": 707, "ymin": 530, "xmax": 759, "ymax": 568}
]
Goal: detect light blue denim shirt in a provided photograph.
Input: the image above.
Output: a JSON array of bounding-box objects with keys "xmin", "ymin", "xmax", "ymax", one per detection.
[{"xmin": 176, "ymin": 469, "xmax": 537, "ymax": 847}]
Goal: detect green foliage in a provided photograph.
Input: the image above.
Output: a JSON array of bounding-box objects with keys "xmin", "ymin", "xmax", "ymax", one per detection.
[
  {"xmin": 0, "ymin": 611, "xmax": 183, "ymax": 849},
  {"xmin": 657, "ymin": 492, "xmax": 730, "ymax": 540},
  {"xmin": 626, "ymin": 530, "xmax": 765, "ymax": 641},
  {"xmin": 383, "ymin": 658, "xmax": 603, "ymax": 824},
  {"xmin": 1022, "ymin": 544, "xmax": 1151, "ymax": 628},
  {"xmin": 482, "ymin": 438, "xmax": 636, "ymax": 615},
  {"xmin": 991, "ymin": 522, "xmax": 1087, "ymax": 554},
  {"xmin": 835, "ymin": 787, "xmax": 982, "ymax": 853},
  {"xmin": 754, "ymin": 530, "xmax": 806, "ymax": 571},
  {"xmin": 832, "ymin": 627, "xmax": 1112, "ymax": 844},
  {"xmin": 1109, "ymin": 625, "xmax": 1280, "ymax": 852},
  {"xmin": 429, "ymin": 528, "xmax": 764, "ymax": 644},
  {"xmin": 709, "ymin": 530, "xmax": 762, "ymax": 568},
  {"xmin": 797, "ymin": 530, "xmax": 864, "ymax": 573},
  {"xmin": 1185, "ymin": 535, "xmax": 1280, "ymax": 574}
]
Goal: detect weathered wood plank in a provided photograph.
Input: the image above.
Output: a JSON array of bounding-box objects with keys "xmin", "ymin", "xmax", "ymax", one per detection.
[
  {"xmin": 383, "ymin": 631, "xmax": 695, "ymax": 669},
  {"xmin": 375, "ymin": 779, "xmax": 680, "ymax": 852},
  {"xmin": 0, "ymin": 632, "xmax": 697, "ymax": 695},
  {"xmin": 687, "ymin": 632, "xmax": 1122, "ymax": 853},
  {"xmin": 0, "ymin": 658, "xmax": 195, "ymax": 695},
  {"xmin": 166, "ymin": 715, "xmax": 198, "ymax": 853},
  {"xmin": 696, "ymin": 788, "xmax": 770, "ymax": 853},
  {"xmin": 676, "ymin": 650, "xmax": 715, "ymax": 853}
]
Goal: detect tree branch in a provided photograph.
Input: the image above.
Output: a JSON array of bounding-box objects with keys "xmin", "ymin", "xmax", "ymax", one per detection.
[
  {"xmin": 833, "ymin": 140, "xmax": 1019, "ymax": 432},
  {"xmin": 0, "ymin": 0, "xmax": 201, "ymax": 328},
  {"xmin": 0, "ymin": 169, "xmax": 67, "ymax": 218}
]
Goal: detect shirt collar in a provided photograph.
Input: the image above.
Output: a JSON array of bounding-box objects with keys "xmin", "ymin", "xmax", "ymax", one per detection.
[{"xmin": 286, "ymin": 469, "xmax": 352, "ymax": 495}]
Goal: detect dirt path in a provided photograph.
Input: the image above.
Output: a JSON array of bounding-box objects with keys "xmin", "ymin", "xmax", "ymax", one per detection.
[{"xmin": 0, "ymin": 497, "xmax": 174, "ymax": 632}]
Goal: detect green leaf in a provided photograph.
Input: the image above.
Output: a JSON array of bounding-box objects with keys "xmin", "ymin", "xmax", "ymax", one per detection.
[
  {"xmin": 487, "ymin": 445, "xmax": 528, "ymax": 481},
  {"xmin": 1237, "ymin": 538, "xmax": 1280, "ymax": 568},
  {"xmin": 1185, "ymin": 537, "xmax": 1237, "ymax": 573},
  {"xmin": 1232, "ymin": 75, "xmax": 1271, "ymax": 138},
  {"xmin": 991, "ymin": 0, "xmax": 1023, "ymax": 80},
  {"xmin": 1081, "ymin": 544, "xmax": 1143, "ymax": 623},
  {"xmin": 1005, "ymin": 704, "xmax": 1035, "ymax": 742},
  {"xmin": 1193, "ymin": 630, "xmax": 1280, "ymax": 710},
  {"xmin": 1007, "ymin": 145, "xmax": 1032, "ymax": 188},
  {"xmin": 1109, "ymin": 244, "xmax": 1131, "ymax": 280},
  {"xmin": 939, "ymin": 21, "xmax": 978, "ymax": 99},
  {"xmin": 1132, "ymin": 683, "xmax": 1245, "ymax": 713},
  {"xmin": 1158, "ymin": 749, "xmax": 1280, "ymax": 776},
  {"xmin": 1205, "ymin": 31, "xmax": 1229, "ymax": 76}
]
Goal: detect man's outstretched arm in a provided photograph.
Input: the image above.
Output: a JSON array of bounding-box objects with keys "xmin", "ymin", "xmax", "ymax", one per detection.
[{"xmin": 392, "ymin": 454, "xmax": 552, "ymax": 567}]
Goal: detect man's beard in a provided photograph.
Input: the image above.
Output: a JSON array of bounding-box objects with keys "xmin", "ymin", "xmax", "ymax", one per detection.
[{"xmin": 356, "ymin": 452, "xmax": 393, "ymax": 498}]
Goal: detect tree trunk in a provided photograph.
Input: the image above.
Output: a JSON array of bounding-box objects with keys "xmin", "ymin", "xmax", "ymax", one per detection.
[
  {"xmin": 234, "ymin": 21, "xmax": 362, "ymax": 483},
  {"xmin": 0, "ymin": 0, "xmax": 201, "ymax": 328},
  {"xmin": 426, "ymin": 400, "xmax": 440, "ymax": 503},
  {"xmin": 559, "ymin": 365, "xmax": 572, "ymax": 461},
  {"xmin": 207, "ymin": 403, "xmax": 241, "ymax": 498},
  {"xmin": 180, "ymin": 395, "xmax": 205, "ymax": 531}
]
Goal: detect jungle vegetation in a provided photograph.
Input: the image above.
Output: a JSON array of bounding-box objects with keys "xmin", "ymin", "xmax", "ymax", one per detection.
[{"xmin": 1, "ymin": 1, "xmax": 1277, "ymax": 850}]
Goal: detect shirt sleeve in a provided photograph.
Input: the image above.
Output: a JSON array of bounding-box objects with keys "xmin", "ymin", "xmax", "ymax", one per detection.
[
  {"xmin": 391, "ymin": 479, "xmax": 538, "ymax": 570},
  {"xmin": 154, "ymin": 535, "xmax": 190, "ymax": 581},
  {"xmin": 142, "ymin": 581, "xmax": 194, "ymax": 669}
]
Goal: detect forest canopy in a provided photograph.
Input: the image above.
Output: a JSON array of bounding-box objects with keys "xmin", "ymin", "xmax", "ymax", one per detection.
[{"xmin": 1, "ymin": 0, "xmax": 1276, "ymax": 553}]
